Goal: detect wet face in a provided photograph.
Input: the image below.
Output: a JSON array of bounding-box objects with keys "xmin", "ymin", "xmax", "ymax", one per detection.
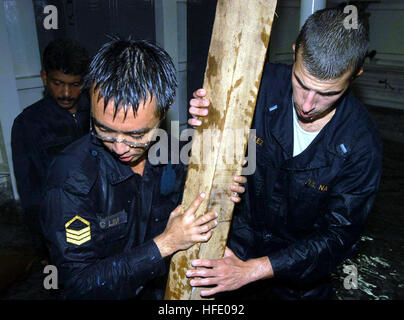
[
  {"xmin": 91, "ymin": 89, "xmax": 161, "ymax": 168},
  {"xmin": 41, "ymin": 70, "xmax": 82, "ymax": 113},
  {"xmin": 291, "ymin": 49, "xmax": 353, "ymax": 124}
]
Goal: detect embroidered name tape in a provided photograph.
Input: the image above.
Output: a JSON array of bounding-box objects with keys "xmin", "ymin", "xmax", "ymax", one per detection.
[
  {"xmin": 65, "ymin": 215, "xmax": 91, "ymax": 246},
  {"xmin": 98, "ymin": 210, "xmax": 128, "ymax": 229}
]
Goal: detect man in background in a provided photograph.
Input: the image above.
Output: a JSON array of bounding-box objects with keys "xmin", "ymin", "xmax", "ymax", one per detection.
[{"xmin": 11, "ymin": 38, "xmax": 90, "ymax": 265}]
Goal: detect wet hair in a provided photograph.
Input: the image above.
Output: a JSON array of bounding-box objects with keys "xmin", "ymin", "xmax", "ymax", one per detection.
[
  {"xmin": 42, "ymin": 38, "xmax": 89, "ymax": 76},
  {"xmin": 295, "ymin": 6, "xmax": 369, "ymax": 80},
  {"xmin": 85, "ymin": 37, "xmax": 177, "ymax": 119}
]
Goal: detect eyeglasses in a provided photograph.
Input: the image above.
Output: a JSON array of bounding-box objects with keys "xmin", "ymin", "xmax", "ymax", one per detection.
[{"xmin": 90, "ymin": 117, "xmax": 160, "ymax": 149}]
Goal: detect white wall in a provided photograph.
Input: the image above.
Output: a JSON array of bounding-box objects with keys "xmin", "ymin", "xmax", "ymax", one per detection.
[
  {"xmin": 0, "ymin": 0, "xmax": 44, "ymax": 200},
  {"xmin": 155, "ymin": 0, "xmax": 188, "ymax": 137}
]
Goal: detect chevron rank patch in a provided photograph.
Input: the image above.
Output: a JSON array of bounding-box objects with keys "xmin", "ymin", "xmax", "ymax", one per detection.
[{"xmin": 65, "ymin": 215, "xmax": 91, "ymax": 246}]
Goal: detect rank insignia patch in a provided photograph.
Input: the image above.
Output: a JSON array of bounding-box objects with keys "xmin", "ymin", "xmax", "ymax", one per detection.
[{"xmin": 65, "ymin": 215, "xmax": 91, "ymax": 245}]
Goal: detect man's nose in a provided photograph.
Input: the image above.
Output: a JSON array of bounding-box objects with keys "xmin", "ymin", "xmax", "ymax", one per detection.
[
  {"xmin": 302, "ymin": 90, "xmax": 316, "ymax": 113},
  {"xmin": 112, "ymin": 138, "xmax": 130, "ymax": 156},
  {"xmin": 62, "ymin": 83, "xmax": 71, "ymax": 97}
]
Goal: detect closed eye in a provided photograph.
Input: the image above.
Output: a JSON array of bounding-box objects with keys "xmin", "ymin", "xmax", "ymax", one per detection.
[
  {"xmin": 294, "ymin": 72, "xmax": 343, "ymax": 97},
  {"xmin": 318, "ymin": 91, "xmax": 340, "ymax": 97},
  {"xmin": 130, "ymin": 135, "xmax": 145, "ymax": 140},
  {"xmin": 97, "ymin": 126, "xmax": 112, "ymax": 133}
]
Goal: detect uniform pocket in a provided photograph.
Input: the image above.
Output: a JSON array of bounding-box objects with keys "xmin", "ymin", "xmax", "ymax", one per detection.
[
  {"xmin": 287, "ymin": 185, "xmax": 324, "ymax": 232},
  {"xmin": 98, "ymin": 210, "xmax": 128, "ymax": 243},
  {"xmin": 283, "ymin": 170, "xmax": 329, "ymax": 232}
]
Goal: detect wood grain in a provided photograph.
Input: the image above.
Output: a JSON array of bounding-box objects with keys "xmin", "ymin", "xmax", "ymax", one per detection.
[{"xmin": 165, "ymin": 0, "xmax": 277, "ymax": 300}]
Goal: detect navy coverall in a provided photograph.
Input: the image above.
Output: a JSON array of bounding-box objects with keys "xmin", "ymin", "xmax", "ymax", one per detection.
[
  {"xmin": 11, "ymin": 95, "xmax": 90, "ymax": 259},
  {"xmin": 40, "ymin": 134, "xmax": 187, "ymax": 299},
  {"xmin": 227, "ymin": 63, "xmax": 383, "ymax": 299}
]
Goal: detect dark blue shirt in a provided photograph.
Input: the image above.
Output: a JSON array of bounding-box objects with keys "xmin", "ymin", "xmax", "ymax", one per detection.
[
  {"xmin": 11, "ymin": 95, "xmax": 90, "ymax": 210},
  {"xmin": 40, "ymin": 134, "xmax": 187, "ymax": 299},
  {"xmin": 11, "ymin": 95, "xmax": 90, "ymax": 258},
  {"xmin": 228, "ymin": 63, "xmax": 383, "ymax": 299}
]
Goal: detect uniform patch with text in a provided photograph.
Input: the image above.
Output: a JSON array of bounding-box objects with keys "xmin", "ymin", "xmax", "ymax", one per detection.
[{"xmin": 305, "ymin": 178, "xmax": 328, "ymax": 192}]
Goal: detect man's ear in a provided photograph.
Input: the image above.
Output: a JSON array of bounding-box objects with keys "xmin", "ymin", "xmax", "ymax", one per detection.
[
  {"xmin": 163, "ymin": 100, "xmax": 175, "ymax": 119},
  {"xmin": 351, "ymin": 69, "xmax": 364, "ymax": 82},
  {"xmin": 162, "ymin": 108, "xmax": 170, "ymax": 120},
  {"xmin": 159, "ymin": 107, "xmax": 170, "ymax": 121},
  {"xmin": 40, "ymin": 70, "xmax": 47, "ymax": 86},
  {"xmin": 356, "ymin": 69, "xmax": 364, "ymax": 77},
  {"xmin": 292, "ymin": 44, "xmax": 297, "ymax": 61}
]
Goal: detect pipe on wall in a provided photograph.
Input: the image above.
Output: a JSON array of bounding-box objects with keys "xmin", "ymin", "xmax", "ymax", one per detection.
[{"xmin": 299, "ymin": 0, "xmax": 326, "ymax": 29}]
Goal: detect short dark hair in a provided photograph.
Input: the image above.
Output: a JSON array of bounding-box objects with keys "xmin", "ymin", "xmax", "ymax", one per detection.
[
  {"xmin": 295, "ymin": 6, "xmax": 369, "ymax": 80},
  {"xmin": 86, "ymin": 37, "xmax": 177, "ymax": 119},
  {"xmin": 43, "ymin": 38, "xmax": 89, "ymax": 76}
]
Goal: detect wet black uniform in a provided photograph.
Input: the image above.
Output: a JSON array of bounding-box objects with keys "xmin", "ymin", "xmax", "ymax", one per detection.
[
  {"xmin": 40, "ymin": 134, "xmax": 186, "ymax": 299},
  {"xmin": 228, "ymin": 63, "xmax": 383, "ymax": 299},
  {"xmin": 11, "ymin": 95, "xmax": 90, "ymax": 259}
]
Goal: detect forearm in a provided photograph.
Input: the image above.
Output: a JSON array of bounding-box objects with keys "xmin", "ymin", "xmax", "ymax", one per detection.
[
  {"xmin": 246, "ymin": 256, "xmax": 274, "ymax": 283},
  {"xmin": 153, "ymin": 233, "xmax": 175, "ymax": 258},
  {"xmin": 188, "ymin": 248, "xmax": 274, "ymax": 296}
]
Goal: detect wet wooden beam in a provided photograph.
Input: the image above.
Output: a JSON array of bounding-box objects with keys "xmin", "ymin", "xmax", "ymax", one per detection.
[{"xmin": 165, "ymin": 0, "xmax": 277, "ymax": 300}]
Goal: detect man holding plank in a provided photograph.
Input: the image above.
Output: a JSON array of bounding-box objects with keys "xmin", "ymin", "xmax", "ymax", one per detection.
[
  {"xmin": 40, "ymin": 38, "xmax": 245, "ymax": 299},
  {"xmin": 187, "ymin": 7, "xmax": 382, "ymax": 300}
]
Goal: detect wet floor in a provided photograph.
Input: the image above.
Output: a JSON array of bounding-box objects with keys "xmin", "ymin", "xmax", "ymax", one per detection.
[
  {"xmin": 331, "ymin": 136, "xmax": 404, "ymax": 300},
  {"xmin": 0, "ymin": 106, "xmax": 403, "ymax": 300}
]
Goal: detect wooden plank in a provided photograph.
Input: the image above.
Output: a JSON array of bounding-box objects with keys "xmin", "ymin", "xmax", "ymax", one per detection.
[{"xmin": 164, "ymin": 0, "xmax": 277, "ymax": 300}]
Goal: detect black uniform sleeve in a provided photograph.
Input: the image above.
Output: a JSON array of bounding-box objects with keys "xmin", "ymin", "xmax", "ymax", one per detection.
[
  {"xmin": 267, "ymin": 142, "xmax": 383, "ymax": 284},
  {"xmin": 12, "ymin": 116, "xmax": 48, "ymax": 258},
  {"xmin": 41, "ymin": 186, "xmax": 166, "ymax": 300},
  {"xmin": 11, "ymin": 116, "xmax": 43, "ymax": 209}
]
